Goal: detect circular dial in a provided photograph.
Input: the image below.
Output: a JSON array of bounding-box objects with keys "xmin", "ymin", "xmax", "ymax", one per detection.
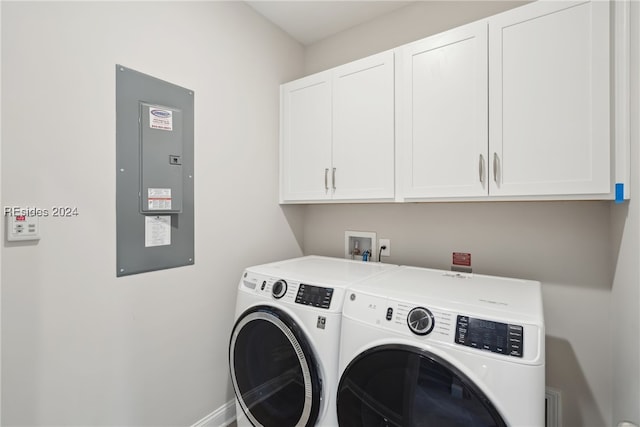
[
  {"xmin": 272, "ymin": 279, "xmax": 288, "ymax": 299},
  {"xmin": 407, "ymin": 307, "xmax": 435, "ymax": 335}
]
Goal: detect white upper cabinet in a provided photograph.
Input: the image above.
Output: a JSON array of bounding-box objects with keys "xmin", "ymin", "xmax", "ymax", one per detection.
[
  {"xmin": 280, "ymin": 72, "xmax": 332, "ymax": 201},
  {"xmin": 280, "ymin": 51, "xmax": 395, "ymax": 203},
  {"xmin": 332, "ymin": 52, "xmax": 395, "ymax": 200},
  {"xmin": 398, "ymin": 0, "xmax": 611, "ymax": 201},
  {"xmin": 488, "ymin": 1, "xmax": 610, "ymax": 197},
  {"xmin": 281, "ymin": 0, "xmax": 621, "ymax": 204},
  {"xmin": 398, "ymin": 21, "xmax": 488, "ymax": 199}
]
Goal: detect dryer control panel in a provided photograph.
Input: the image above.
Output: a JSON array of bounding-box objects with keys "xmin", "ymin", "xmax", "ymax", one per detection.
[
  {"xmin": 455, "ymin": 315, "xmax": 523, "ymax": 358},
  {"xmin": 239, "ymin": 271, "xmax": 346, "ymax": 313},
  {"xmin": 296, "ymin": 284, "xmax": 334, "ymax": 309}
]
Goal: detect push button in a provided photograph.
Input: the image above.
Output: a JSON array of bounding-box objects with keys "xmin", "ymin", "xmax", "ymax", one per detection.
[
  {"xmin": 386, "ymin": 307, "xmax": 393, "ymax": 321},
  {"xmin": 508, "ymin": 324, "xmax": 524, "ymax": 357}
]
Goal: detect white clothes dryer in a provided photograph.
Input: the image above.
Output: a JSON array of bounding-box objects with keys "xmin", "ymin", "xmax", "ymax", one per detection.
[
  {"xmin": 337, "ymin": 266, "xmax": 545, "ymax": 427},
  {"xmin": 229, "ymin": 256, "xmax": 397, "ymax": 427}
]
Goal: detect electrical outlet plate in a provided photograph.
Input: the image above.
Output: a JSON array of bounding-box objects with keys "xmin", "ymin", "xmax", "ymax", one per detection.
[{"xmin": 379, "ymin": 238, "xmax": 390, "ymax": 256}]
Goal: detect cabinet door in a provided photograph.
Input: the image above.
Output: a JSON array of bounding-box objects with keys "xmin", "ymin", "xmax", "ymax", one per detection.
[
  {"xmin": 332, "ymin": 51, "xmax": 395, "ymax": 200},
  {"xmin": 489, "ymin": 1, "xmax": 610, "ymax": 196},
  {"xmin": 280, "ymin": 72, "xmax": 332, "ymax": 202},
  {"xmin": 398, "ymin": 21, "xmax": 489, "ymax": 199}
]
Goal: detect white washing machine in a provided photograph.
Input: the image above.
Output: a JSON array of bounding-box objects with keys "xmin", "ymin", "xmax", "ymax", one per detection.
[
  {"xmin": 229, "ymin": 256, "xmax": 397, "ymax": 427},
  {"xmin": 337, "ymin": 266, "xmax": 545, "ymax": 427}
]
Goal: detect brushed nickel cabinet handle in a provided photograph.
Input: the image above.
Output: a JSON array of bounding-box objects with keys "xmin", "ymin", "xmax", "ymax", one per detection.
[
  {"xmin": 479, "ymin": 154, "xmax": 485, "ymax": 183},
  {"xmin": 332, "ymin": 168, "xmax": 337, "ymax": 191},
  {"xmin": 324, "ymin": 168, "xmax": 329, "ymax": 191},
  {"xmin": 493, "ymin": 152, "xmax": 499, "ymax": 183}
]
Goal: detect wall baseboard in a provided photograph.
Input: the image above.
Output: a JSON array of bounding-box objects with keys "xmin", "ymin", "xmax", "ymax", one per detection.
[{"xmin": 192, "ymin": 399, "xmax": 236, "ymax": 427}]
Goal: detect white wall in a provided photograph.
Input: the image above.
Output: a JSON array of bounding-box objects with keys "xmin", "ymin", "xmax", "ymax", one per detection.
[
  {"xmin": 304, "ymin": 0, "xmax": 530, "ymax": 75},
  {"xmin": 301, "ymin": 2, "xmax": 624, "ymax": 426},
  {"xmin": 1, "ymin": 2, "xmax": 305, "ymax": 425}
]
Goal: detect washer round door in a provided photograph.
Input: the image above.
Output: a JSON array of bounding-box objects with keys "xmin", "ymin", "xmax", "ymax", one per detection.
[
  {"xmin": 337, "ymin": 344, "xmax": 506, "ymax": 427},
  {"xmin": 229, "ymin": 305, "xmax": 322, "ymax": 427}
]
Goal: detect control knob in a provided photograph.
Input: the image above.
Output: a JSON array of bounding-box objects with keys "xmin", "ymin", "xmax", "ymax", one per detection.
[
  {"xmin": 272, "ymin": 280, "xmax": 287, "ymax": 299},
  {"xmin": 407, "ymin": 307, "xmax": 435, "ymax": 335}
]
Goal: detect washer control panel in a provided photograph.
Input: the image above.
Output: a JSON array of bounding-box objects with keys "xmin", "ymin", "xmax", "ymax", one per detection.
[
  {"xmin": 344, "ymin": 288, "xmax": 541, "ymax": 363},
  {"xmin": 455, "ymin": 315, "xmax": 524, "ymax": 358},
  {"xmin": 295, "ymin": 284, "xmax": 334, "ymax": 309}
]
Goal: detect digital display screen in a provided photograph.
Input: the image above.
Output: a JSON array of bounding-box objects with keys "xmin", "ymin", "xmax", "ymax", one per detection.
[
  {"xmin": 306, "ymin": 288, "xmax": 324, "ymax": 304},
  {"xmin": 470, "ymin": 317, "xmax": 503, "ymax": 333},
  {"xmin": 296, "ymin": 284, "xmax": 333, "ymax": 309},
  {"xmin": 455, "ymin": 315, "xmax": 523, "ymax": 358},
  {"xmin": 15, "ymin": 215, "xmax": 26, "ymax": 222}
]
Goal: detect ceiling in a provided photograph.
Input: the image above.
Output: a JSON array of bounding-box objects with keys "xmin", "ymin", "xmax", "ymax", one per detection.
[{"xmin": 246, "ymin": 1, "xmax": 414, "ymax": 45}]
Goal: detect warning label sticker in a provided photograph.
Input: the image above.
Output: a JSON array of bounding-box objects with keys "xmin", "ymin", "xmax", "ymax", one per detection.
[
  {"xmin": 147, "ymin": 188, "xmax": 172, "ymax": 210},
  {"xmin": 452, "ymin": 252, "xmax": 471, "ymax": 267},
  {"xmin": 149, "ymin": 108, "xmax": 173, "ymax": 131}
]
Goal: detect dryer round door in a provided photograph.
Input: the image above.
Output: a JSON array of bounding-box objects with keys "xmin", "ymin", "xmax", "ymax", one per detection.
[
  {"xmin": 337, "ymin": 344, "xmax": 506, "ymax": 427},
  {"xmin": 229, "ymin": 305, "xmax": 322, "ymax": 427}
]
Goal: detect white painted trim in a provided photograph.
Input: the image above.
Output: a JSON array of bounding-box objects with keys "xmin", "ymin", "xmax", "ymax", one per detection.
[
  {"xmin": 191, "ymin": 400, "xmax": 236, "ymax": 427},
  {"xmin": 545, "ymin": 387, "xmax": 563, "ymax": 427},
  {"xmin": 614, "ymin": 0, "xmax": 631, "ymax": 199},
  {"xmin": 0, "ymin": 0, "xmax": 4, "ymax": 422}
]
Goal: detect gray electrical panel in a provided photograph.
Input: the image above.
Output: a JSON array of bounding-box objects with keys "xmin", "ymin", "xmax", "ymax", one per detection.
[{"xmin": 116, "ymin": 65, "xmax": 194, "ymax": 277}]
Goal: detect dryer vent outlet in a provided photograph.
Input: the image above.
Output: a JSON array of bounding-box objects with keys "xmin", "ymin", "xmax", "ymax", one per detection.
[{"xmin": 545, "ymin": 388, "xmax": 562, "ymax": 427}]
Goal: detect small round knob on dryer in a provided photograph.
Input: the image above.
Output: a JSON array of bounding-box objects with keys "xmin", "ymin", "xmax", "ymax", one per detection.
[
  {"xmin": 272, "ymin": 280, "xmax": 287, "ymax": 299},
  {"xmin": 407, "ymin": 307, "xmax": 435, "ymax": 335}
]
